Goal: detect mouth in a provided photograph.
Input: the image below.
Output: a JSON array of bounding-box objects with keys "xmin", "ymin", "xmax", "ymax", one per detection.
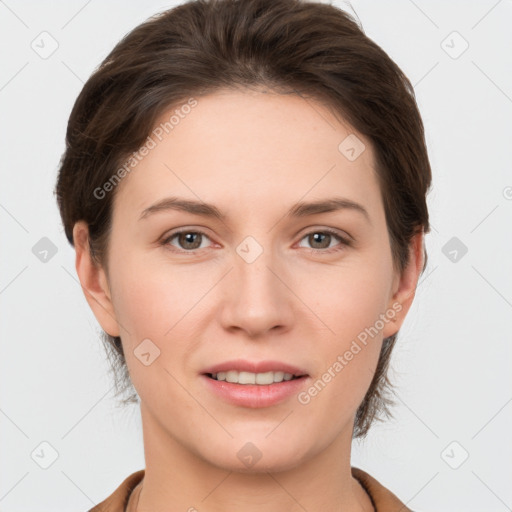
[
  {"xmin": 204, "ymin": 370, "xmax": 306, "ymax": 385},
  {"xmin": 200, "ymin": 365, "xmax": 310, "ymax": 408}
]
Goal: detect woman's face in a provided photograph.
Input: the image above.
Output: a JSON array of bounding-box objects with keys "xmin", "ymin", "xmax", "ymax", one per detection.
[{"xmin": 79, "ymin": 89, "xmax": 420, "ymax": 472}]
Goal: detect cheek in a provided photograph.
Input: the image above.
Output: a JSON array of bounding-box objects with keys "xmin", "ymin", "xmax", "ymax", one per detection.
[
  {"xmin": 299, "ymin": 250, "xmax": 393, "ymax": 405},
  {"xmin": 305, "ymin": 255, "xmax": 394, "ymax": 343},
  {"xmin": 114, "ymin": 275, "xmax": 169, "ymax": 339},
  {"xmin": 109, "ymin": 263, "xmax": 192, "ymax": 405},
  {"xmin": 108, "ymin": 254, "xmax": 188, "ymax": 364},
  {"xmin": 297, "ymin": 278, "xmax": 387, "ymax": 432}
]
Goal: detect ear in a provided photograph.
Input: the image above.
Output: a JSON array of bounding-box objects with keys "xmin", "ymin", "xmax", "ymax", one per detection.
[
  {"xmin": 382, "ymin": 230, "xmax": 425, "ymax": 339},
  {"xmin": 73, "ymin": 221, "xmax": 120, "ymax": 337}
]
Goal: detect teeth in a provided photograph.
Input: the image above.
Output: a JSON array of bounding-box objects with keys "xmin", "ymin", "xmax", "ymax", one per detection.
[{"xmin": 211, "ymin": 370, "xmax": 297, "ymax": 384}]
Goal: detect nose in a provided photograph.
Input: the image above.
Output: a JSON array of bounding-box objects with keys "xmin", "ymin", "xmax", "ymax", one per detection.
[{"xmin": 218, "ymin": 242, "xmax": 295, "ymax": 339}]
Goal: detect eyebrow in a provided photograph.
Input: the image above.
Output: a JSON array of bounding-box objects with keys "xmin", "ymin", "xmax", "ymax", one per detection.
[{"xmin": 138, "ymin": 196, "xmax": 371, "ymax": 223}]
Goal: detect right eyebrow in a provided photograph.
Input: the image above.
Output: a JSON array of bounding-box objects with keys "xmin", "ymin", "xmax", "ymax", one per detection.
[{"xmin": 139, "ymin": 197, "xmax": 226, "ymax": 221}]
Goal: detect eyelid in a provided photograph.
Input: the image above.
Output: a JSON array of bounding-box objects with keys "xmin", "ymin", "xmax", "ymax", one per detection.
[
  {"xmin": 160, "ymin": 227, "xmax": 216, "ymax": 252},
  {"xmin": 296, "ymin": 225, "xmax": 353, "ymax": 243},
  {"xmin": 161, "ymin": 226, "xmax": 353, "ymax": 253},
  {"xmin": 295, "ymin": 228, "xmax": 352, "ymax": 253}
]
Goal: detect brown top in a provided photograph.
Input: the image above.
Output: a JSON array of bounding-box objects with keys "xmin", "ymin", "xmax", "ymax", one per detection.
[{"xmin": 88, "ymin": 467, "xmax": 412, "ymax": 512}]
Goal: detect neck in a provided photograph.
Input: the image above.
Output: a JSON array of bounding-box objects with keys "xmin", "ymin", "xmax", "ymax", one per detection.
[{"xmin": 135, "ymin": 402, "xmax": 374, "ymax": 512}]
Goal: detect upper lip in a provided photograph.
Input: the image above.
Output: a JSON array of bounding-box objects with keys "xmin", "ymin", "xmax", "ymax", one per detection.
[{"xmin": 202, "ymin": 359, "xmax": 309, "ymax": 377}]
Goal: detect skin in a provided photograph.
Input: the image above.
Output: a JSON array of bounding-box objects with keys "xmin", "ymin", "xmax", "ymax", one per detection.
[{"xmin": 74, "ymin": 88, "xmax": 424, "ymax": 512}]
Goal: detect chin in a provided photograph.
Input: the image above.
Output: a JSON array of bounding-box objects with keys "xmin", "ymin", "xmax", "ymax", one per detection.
[{"xmin": 200, "ymin": 435, "xmax": 310, "ymax": 474}]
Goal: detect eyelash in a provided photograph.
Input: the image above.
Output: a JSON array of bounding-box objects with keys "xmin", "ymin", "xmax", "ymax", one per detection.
[{"xmin": 160, "ymin": 228, "xmax": 352, "ymax": 255}]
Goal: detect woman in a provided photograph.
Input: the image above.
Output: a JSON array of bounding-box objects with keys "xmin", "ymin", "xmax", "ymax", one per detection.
[{"xmin": 55, "ymin": 0, "xmax": 431, "ymax": 510}]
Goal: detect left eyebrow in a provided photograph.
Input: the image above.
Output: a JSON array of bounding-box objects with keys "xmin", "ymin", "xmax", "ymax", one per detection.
[
  {"xmin": 138, "ymin": 196, "xmax": 371, "ymax": 224},
  {"xmin": 287, "ymin": 197, "xmax": 371, "ymax": 224}
]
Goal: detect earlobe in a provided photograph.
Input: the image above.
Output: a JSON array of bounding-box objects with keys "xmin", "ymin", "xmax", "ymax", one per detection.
[
  {"xmin": 382, "ymin": 231, "xmax": 425, "ymax": 339},
  {"xmin": 73, "ymin": 221, "xmax": 120, "ymax": 337}
]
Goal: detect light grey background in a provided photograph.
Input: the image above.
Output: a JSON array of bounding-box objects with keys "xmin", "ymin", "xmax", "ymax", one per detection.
[{"xmin": 1, "ymin": 1, "xmax": 511, "ymax": 511}]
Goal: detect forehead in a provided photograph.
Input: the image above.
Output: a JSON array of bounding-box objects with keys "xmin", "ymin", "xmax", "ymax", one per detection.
[{"xmin": 112, "ymin": 89, "xmax": 381, "ymax": 223}]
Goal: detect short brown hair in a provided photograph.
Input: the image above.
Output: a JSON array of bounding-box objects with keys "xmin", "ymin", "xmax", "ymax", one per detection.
[{"xmin": 55, "ymin": 0, "xmax": 432, "ymax": 439}]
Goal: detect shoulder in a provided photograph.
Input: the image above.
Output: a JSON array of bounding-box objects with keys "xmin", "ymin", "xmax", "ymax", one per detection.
[
  {"xmin": 87, "ymin": 469, "xmax": 145, "ymax": 512},
  {"xmin": 351, "ymin": 466, "xmax": 414, "ymax": 512}
]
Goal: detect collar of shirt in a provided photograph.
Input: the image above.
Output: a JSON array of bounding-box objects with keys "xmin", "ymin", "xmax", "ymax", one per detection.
[{"xmin": 87, "ymin": 467, "xmax": 413, "ymax": 512}]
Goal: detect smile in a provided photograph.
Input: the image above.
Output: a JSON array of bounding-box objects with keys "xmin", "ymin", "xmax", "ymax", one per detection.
[{"xmin": 207, "ymin": 370, "xmax": 301, "ymax": 385}]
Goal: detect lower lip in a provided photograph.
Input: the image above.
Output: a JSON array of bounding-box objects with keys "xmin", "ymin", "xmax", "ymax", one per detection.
[{"xmin": 201, "ymin": 374, "xmax": 309, "ymax": 408}]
